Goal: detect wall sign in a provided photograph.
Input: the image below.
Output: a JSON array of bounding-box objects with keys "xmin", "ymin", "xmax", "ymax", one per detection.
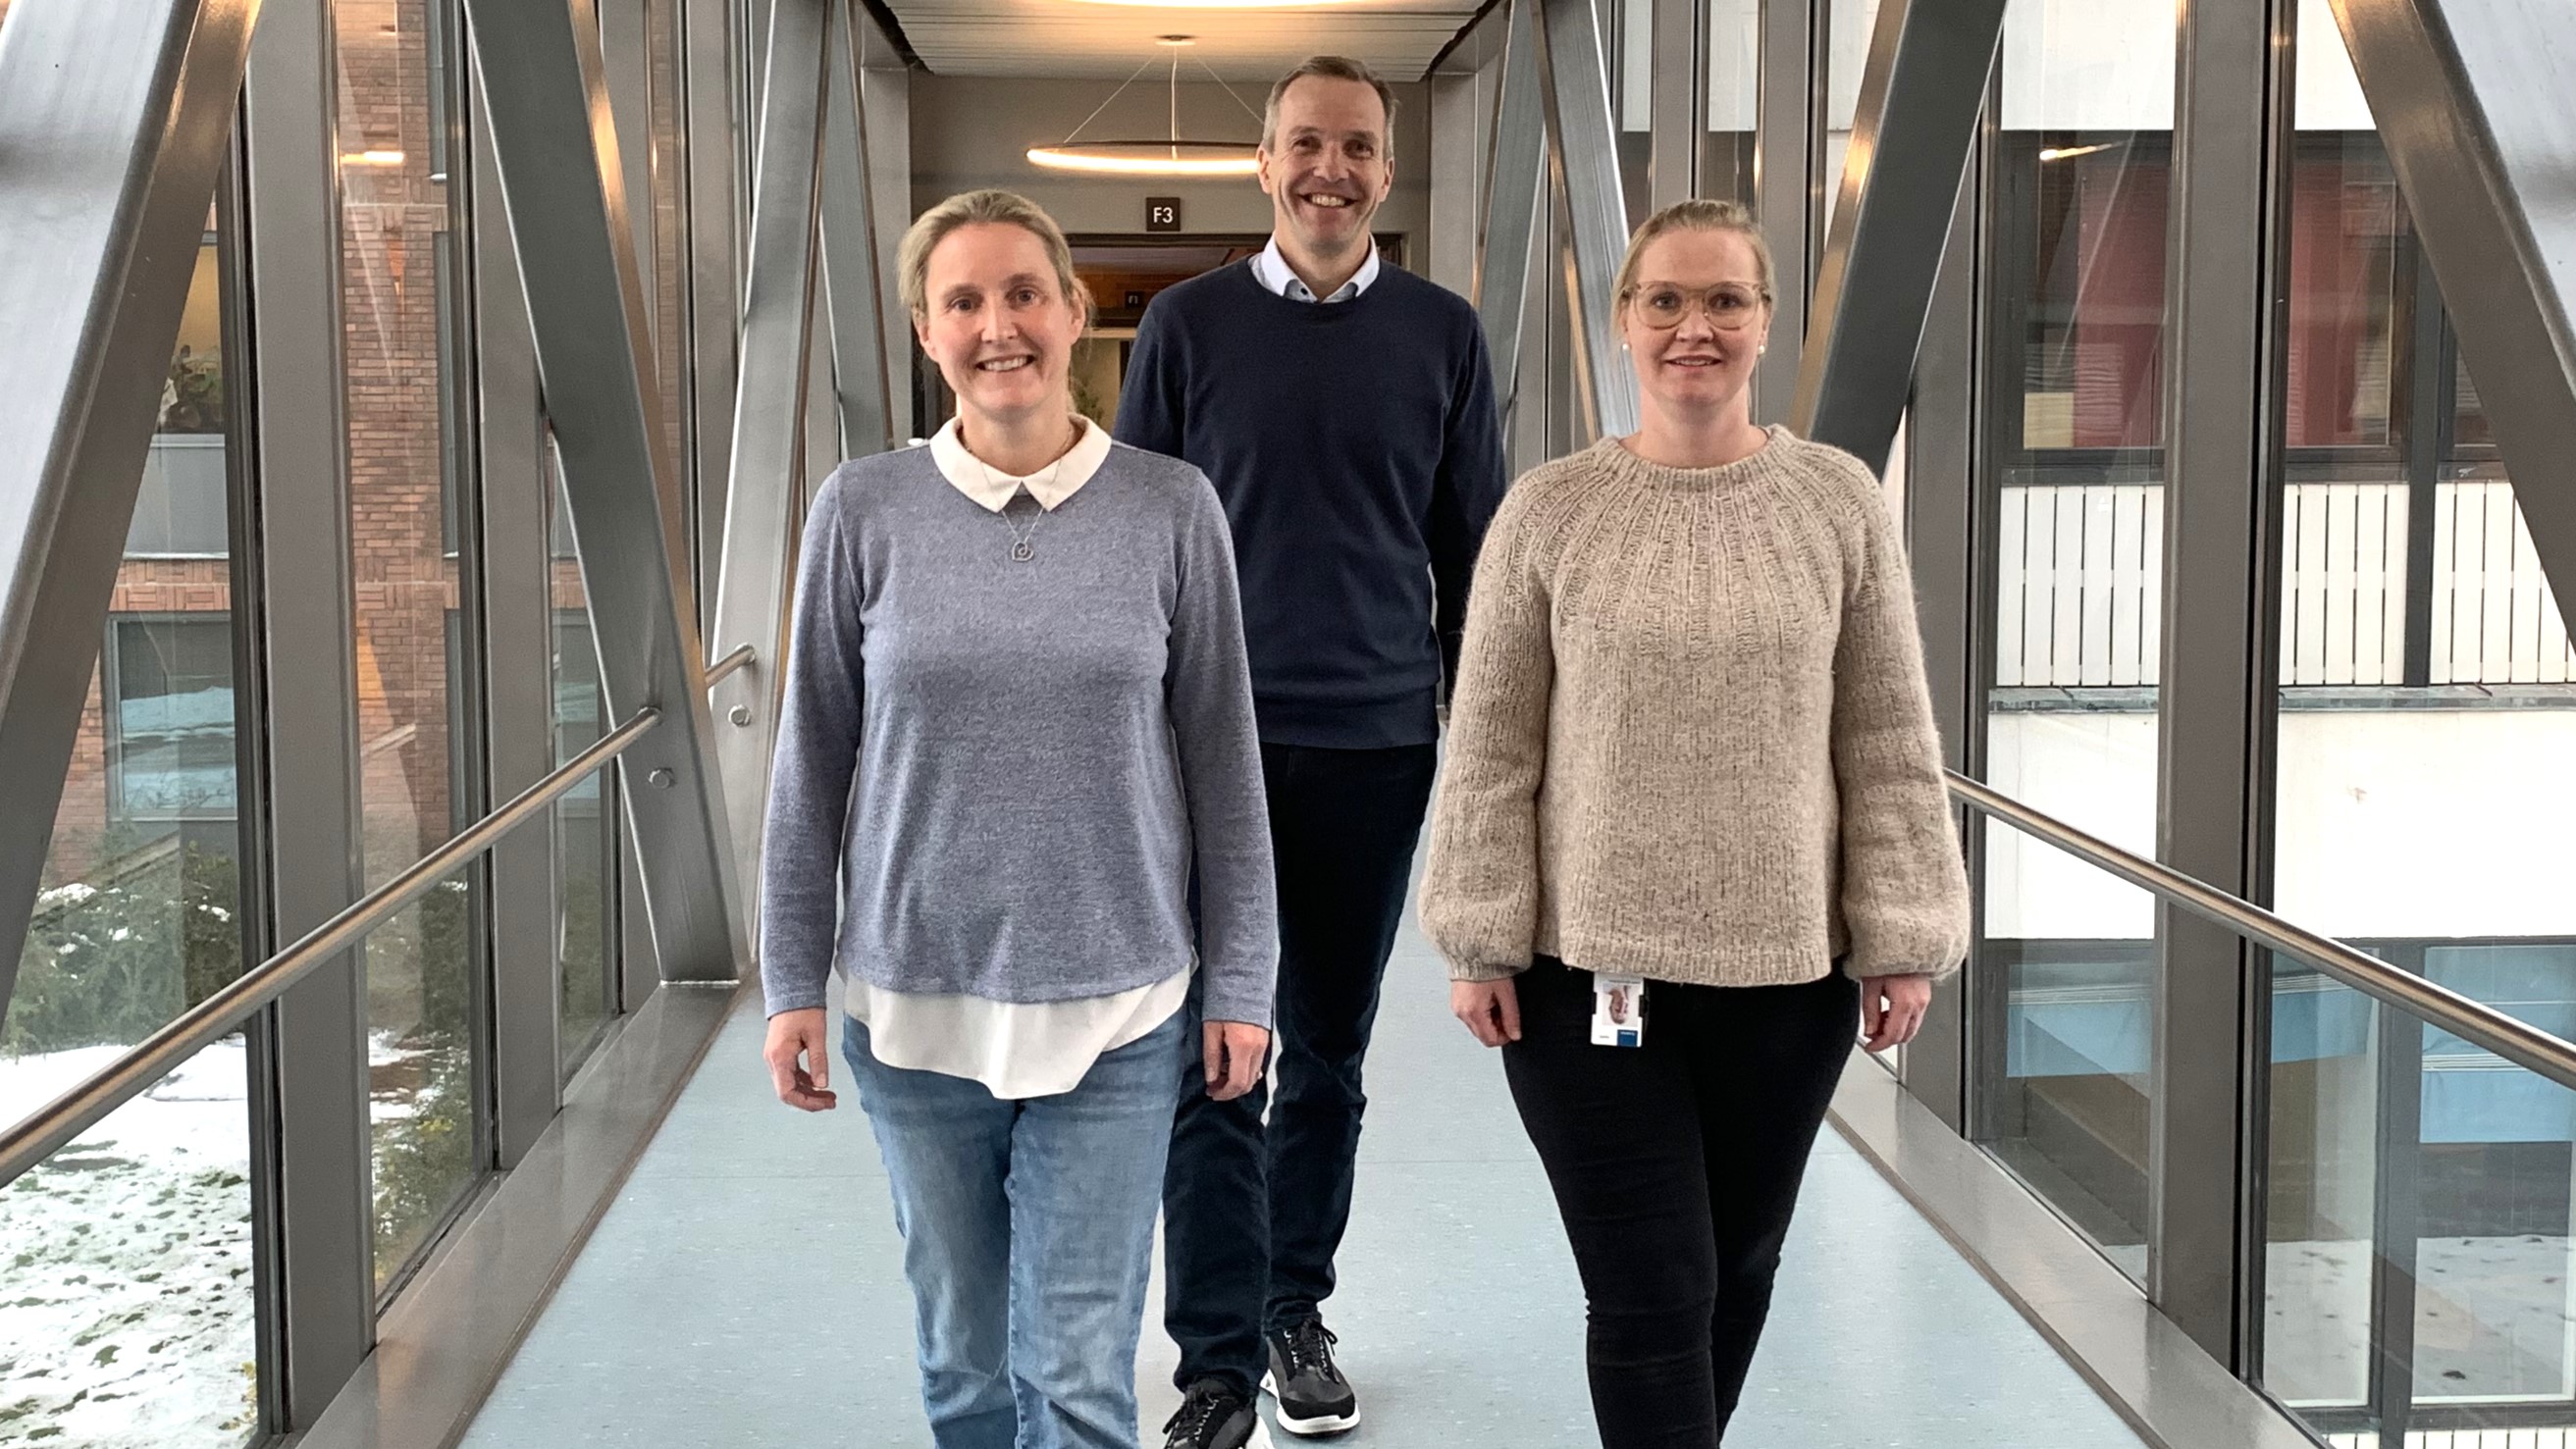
[{"xmin": 1145, "ymin": 197, "xmax": 1182, "ymax": 233}]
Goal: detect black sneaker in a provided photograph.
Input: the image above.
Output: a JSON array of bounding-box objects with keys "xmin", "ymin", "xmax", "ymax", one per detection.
[
  {"xmin": 1164, "ymin": 1377, "xmax": 1274, "ymax": 1449},
  {"xmin": 1263, "ymin": 1319, "xmax": 1360, "ymax": 1436}
]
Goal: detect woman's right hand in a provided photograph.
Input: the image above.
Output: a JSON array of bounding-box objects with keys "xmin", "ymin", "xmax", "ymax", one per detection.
[
  {"xmin": 763, "ymin": 1008, "xmax": 839, "ymax": 1112},
  {"xmin": 1451, "ymin": 978, "xmax": 1522, "ymax": 1048}
]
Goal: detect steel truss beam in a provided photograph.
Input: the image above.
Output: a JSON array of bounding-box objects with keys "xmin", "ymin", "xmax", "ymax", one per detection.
[
  {"xmin": 1533, "ymin": 0, "xmax": 1640, "ymax": 440},
  {"xmin": 1477, "ymin": 0, "xmax": 1546, "ymax": 434},
  {"xmin": 1790, "ymin": 0, "xmax": 2006, "ymax": 475},
  {"xmin": 708, "ymin": 0, "xmax": 828, "ymax": 917},
  {"xmin": 822, "ymin": 0, "xmax": 893, "ymax": 460},
  {"xmin": 0, "ymin": 0, "xmax": 264, "ymax": 1030},
  {"xmin": 458, "ymin": 0, "xmax": 748, "ymax": 984},
  {"xmin": 2327, "ymin": 0, "xmax": 2576, "ymax": 621}
]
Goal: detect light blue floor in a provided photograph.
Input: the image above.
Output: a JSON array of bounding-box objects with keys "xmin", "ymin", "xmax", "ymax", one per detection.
[{"xmin": 460, "ymin": 885, "xmax": 2152, "ymax": 1449}]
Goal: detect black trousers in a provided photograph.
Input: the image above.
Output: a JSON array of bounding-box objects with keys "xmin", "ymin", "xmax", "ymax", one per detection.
[
  {"xmin": 1502, "ymin": 956, "xmax": 1859, "ymax": 1448},
  {"xmin": 1162, "ymin": 740, "xmax": 1440, "ymax": 1397}
]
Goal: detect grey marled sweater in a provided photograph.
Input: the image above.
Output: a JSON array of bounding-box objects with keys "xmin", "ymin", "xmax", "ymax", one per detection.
[{"xmin": 758, "ymin": 441, "xmax": 1278, "ymax": 1027}]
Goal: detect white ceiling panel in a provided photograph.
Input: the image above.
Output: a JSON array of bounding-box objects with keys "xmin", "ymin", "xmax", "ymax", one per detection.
[{"xmin": 882, "ymin": 0, "xmax": 1488, "ymax": 80}]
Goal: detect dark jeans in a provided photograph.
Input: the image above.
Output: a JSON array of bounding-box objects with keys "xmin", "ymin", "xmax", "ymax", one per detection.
[
  {"xmin": 1163, "ymin": 740, "xmax": 1439, "ymax": 1397},
  {"xmin": 1502, "ymin": 956, "xmax": 1859, "ymax": 1449}
]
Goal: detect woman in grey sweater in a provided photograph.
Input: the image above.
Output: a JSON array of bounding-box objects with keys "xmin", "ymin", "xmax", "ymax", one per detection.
[
  {"xmin": 758, "ymin": 189, "xmax": 1279, "ymax": 1449},
  {"xmin": 1420, "ymin": 199, "xmax": 1971, "ymax": 1447}
]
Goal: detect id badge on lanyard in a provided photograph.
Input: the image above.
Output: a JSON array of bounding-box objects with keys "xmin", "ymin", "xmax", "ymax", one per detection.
[{"xmin": 1591, "ymin": 974, "xmax": 1646, "ymax": 1048}]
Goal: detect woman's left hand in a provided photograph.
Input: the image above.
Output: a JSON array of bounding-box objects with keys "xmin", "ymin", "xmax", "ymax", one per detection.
[{"xmin": 1860, "ymin": 974, "xmax": 1933, "ymax": 1054}]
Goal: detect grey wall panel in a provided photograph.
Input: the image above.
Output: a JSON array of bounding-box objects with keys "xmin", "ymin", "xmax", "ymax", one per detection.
[
  {"xmin": 823, "ymin": 0, "xmax": 894, "ymax": 459},
  {"xmin": 686, "ymin": 0, "xmax": 743, "ymax": 633},
  {"xmin": 469, "ymin": 71, "xmax": 565, "ymax": 1169},
  {"xmin": 2151, "ymin": 0, "xmax": 2287, "ymax": 1369},
  {"xmin": 241, "ymin": 0, "xmax": 378, "ymax": 1419},
  {"xmin": 863, "ymin": 61, "xmax": 913, "ymax": 437},
  {"xmin": 1648, "ymin": 0, "xmax": 1707, "ymax": 209}
]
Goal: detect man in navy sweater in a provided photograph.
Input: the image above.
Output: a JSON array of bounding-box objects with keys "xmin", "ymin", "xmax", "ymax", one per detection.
[{"xmin": 1117, "ymin": 54, "xmax": 1507, "ymax": 1449}]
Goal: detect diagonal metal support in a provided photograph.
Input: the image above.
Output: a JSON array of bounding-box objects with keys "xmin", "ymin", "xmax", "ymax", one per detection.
[
  {"xmin": 2328, "ymin": 0, "xmax": 2576, "ymax": 620},
  {"xmin": 1476, "ymin": 0, "xmax": 1547, "ymax": 436},
  {"xmin": 459, "ymin": 0, "xmax": 748, "ymax": 984},
  {"xmin": 1533, "ymin": 0, "xmax": 1640, "ymax": 440},
  {"xmin": 822, "ymin": 0, "xmax": 893, "ymax": 460},
  {"xmin": 1752, "ymin": 0, "xmax": 1818, "ymax": 426},
  {"xmin": 0, "ymin": 0, "xmax": 263, "ymax": 1032},
  {"xmin": 1791, "ymin": 0, "xmax": 2006, "ymax": 475},
  {"xmin": 707, "ymin": 0, "xmax": 828, "ymax": 919}
]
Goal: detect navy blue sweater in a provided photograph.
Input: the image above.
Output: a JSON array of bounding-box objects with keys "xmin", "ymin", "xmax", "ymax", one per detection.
[{"xmin": 1115, "ymin": 260, "xmax": 1508, "ymax": 749}]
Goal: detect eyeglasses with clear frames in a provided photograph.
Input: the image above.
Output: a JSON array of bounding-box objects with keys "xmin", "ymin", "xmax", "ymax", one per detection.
[{"xmin": 1623, "ymin": 283, "xmax": 1769, "ymax": 332}]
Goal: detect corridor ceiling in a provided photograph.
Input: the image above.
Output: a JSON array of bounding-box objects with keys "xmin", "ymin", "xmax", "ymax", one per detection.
[{"xmin": 879, "ymin": 0, "xmax": 1492, "ymax": 80}]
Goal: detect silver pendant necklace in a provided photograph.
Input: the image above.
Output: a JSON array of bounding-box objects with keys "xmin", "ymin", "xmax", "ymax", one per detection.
[
  {"xmin": 1001, "ymin": 494, "xmax": 1043, "ymax": 562},
  {"xmin": 971, "ymin": 416, "xmax": 1083, "ymax": 563}
]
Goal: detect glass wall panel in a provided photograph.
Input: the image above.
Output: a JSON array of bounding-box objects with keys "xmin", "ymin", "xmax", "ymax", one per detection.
[
  {"xmin": 364, "ymin": 866, "xmax": 479, "ymax": 1284},
  {"xmin": 2265, "ymin": 965, "xmax": 2383, "ymax": 1418},
  {"xmin": 1972, "ymin": 817, "xmax": 2156, "ymax": 1279},
  {"xmin": 336, "ymin": 0, "xmax": 487, "ymax": 1289},
  {"xmin": 1, "ymin": 1044, "xmax": 257, "ymax": 1446},
  {"xmin": 1968, "ymin": 0, "xmax": 2176, "ymax": 1286},
  {"xmin": 1, "ymin": 198, "xmax": 255, "ymax": 1446},
  {"xmin": 2260, "ymin": 9, "xmax": 2576, "ymax": 1440},
  {"xmin": 547, "ymin": 440, "xmax": 614, "ymax": 1077}
]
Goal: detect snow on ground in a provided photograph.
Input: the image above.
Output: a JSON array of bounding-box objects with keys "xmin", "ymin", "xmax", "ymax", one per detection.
[{"xmin": 1, "ymin": 1039, "xmax": 257, "ymax": 1447}]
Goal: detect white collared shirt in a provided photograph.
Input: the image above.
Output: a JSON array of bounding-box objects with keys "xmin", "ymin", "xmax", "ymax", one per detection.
[
  {"xmin": 1250, "ymin": 236, "xmax": 1380, "ymax": 304},
  {"xmin": 928, "ymin": 414, "xmax": 1114, "ymax": 511}
]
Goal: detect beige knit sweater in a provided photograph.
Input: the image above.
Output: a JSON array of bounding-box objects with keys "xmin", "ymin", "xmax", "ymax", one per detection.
[{"xmin": 1419, "ymin": 428, "xmax": 1971, "ymax": 987}]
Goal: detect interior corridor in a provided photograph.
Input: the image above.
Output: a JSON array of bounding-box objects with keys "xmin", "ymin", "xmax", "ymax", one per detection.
[{"xmin": 456, "ymin": 864, "xmax": 2154, "ymax": 1449}]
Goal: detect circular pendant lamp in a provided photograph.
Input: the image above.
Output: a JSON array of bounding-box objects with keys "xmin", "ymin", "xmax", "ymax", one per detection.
[{"xmin": 1026, "ymin": 39, "xmax": 1263, "ymax": 179}]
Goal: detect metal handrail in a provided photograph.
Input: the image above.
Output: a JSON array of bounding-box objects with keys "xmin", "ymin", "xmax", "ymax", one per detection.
[
  {"xmin": 1946, "ymin": 770, "xmax": 2576, "ymax": 1095},
  {"xmin": 0, "ymin": 707, "xmax": 663, "ymax": 1189},
  {"xmin": 706, "ymin": 644, "xmax": 755, "ymax": 688}
]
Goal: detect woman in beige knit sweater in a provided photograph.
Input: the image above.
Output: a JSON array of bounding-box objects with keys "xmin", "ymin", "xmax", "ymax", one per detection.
[{"xmin": 1417, "ymin": 198, "xmax": 1971, "ymax": 1448}]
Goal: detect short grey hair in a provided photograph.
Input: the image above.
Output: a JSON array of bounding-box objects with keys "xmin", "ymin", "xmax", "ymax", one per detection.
[
  {"xmin": 897, "ymin": 188, "xmax": 1087, "ymax": 324},
  {"xmin": 1260, "ymin": 55, "xmax": 1396, "ymax": 153}
]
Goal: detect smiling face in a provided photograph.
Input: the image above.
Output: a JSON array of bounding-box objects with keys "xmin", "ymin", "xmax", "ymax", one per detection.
[
  {"xmin": 1619, "ymin": 227, "xmax": 1773, "ymax": 419},
  {"xmin": 1257, "ymin": 75, "xmax": 1393, "ymax": 262},
  {"xmin": 912, "ymin": 222, "xmax": 1084, "ymax": 430}
]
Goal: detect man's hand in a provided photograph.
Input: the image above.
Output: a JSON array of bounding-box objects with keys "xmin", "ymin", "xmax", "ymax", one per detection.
[
  {"xmin": 762, "ymin": 1008, "xmax": 839, "ymax": 1112},
  {"xmin": 1203, "ymin": 1020, "xmax": 1270, "ymax": 1101}
]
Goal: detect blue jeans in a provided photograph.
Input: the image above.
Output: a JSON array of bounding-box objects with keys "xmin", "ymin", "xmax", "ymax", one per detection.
[{"xmin": 844, "ymin": 1010, "xmax": 1188, "ymax": 1449}]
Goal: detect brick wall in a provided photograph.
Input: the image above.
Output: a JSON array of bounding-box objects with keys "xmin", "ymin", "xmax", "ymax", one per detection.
[{"xmin": 340, "ymin": 0, "xmax": 460, "ymax": 877}]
